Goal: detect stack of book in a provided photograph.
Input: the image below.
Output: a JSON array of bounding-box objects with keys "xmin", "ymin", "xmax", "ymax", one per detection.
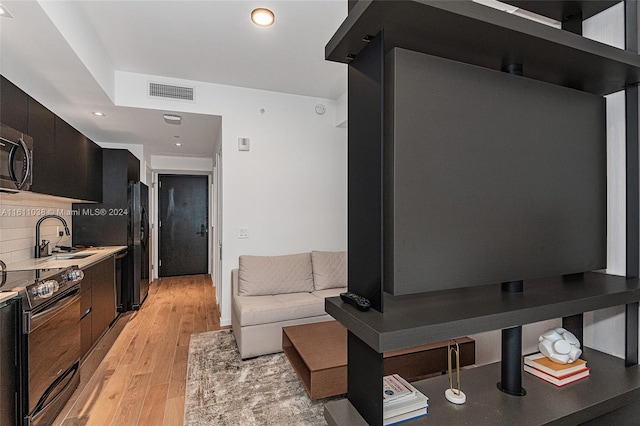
[
  {"xmin": 383, "ymin": 374, "xmax": 429, "ymax": 425},
  {"xmin": 524, "ymin": 353, "xmax": 590, "ymax": 387}
]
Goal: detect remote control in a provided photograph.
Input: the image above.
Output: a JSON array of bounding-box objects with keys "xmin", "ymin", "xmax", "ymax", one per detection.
[{"xmin": 340, "ymin": 292, "xmax": 371, "ymax": 311}]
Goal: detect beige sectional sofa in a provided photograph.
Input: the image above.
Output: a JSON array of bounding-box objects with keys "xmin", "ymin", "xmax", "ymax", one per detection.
[{"xmin": 231, "ymin": 251, "xmax": 347, "ymax": 359}]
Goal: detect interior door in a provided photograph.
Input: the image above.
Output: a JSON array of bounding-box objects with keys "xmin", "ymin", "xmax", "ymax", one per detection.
[{"xmin": 158, "ymin": 174, "xmax": 209, "ymax": 276}]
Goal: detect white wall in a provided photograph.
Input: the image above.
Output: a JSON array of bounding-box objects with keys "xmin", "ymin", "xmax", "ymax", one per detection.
[
  {"xmin": 150, "ymin": 155, "xmax": 213, "ymax": 173},
  {"xmin": 218, "ymin": 93, "xmax": 347, "ymax": 326},
  {"xmin": 581, "ymin": 2, "xmax": 630, "ymax": 358},
  {"xmin": 115, "ymin": 73, "xmax": 348, "ymax": 325}
]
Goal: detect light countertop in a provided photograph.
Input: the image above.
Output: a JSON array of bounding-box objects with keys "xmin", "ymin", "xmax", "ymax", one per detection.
[
  {"xmin": 0, "ymin": 291, "xmax": 18, "ymax": 303},
  {"xmin": 6, "ymin": 246, "xmax": 127, "ymax": 271}
]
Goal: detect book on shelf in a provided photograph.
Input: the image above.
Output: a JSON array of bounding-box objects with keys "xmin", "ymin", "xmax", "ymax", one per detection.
[
  {"xmin": 384, "ymin": 407, "xmax": 428, "ymax": 425},
  {"xmin": 383, "ymin": 374, "xmax": 416, "ymax": 403},
  {"xmin": 383, "ymin": 374, "xmax": 429, "ymax": 423},
  {"xmin": 524, "ymin": 352, "xmax": 588, "ymax": 378},
  {"xmin": 524, "ymin": 364, "xmax": 590, "ymax": 386}
]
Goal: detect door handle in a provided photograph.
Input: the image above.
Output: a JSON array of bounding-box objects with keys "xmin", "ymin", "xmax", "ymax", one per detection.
[{"xmin": 196, "ymin": 224, "xmax": 208, "ymax": 237}]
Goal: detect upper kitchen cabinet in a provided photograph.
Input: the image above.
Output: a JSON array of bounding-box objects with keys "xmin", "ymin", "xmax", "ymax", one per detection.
[
  {"xmin": 53, "ymin": 117, "xmax": 102, "ymax": 202},
  {"xmin": 27, "ymin": 99, "xmax": 56, "ymax": 195},
  {"xmin": 1, "ymin": 75, "xmax": 102, "ymax": 202},
  {"xmin": 0, "ymin": 76, "xmax": 29, "ymax": 133}
]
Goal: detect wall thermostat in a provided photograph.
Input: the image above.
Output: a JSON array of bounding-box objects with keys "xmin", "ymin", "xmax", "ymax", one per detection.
[
  {"xmin": 315, "ymin": 104, "xmax": 326, "ymax": 115},
  {"xmin": 238, "ymin": 137, "xmax": 250, "ymax": 151}
]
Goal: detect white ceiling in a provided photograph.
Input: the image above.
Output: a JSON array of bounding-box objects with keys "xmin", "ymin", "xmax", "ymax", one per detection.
[{"xmin": 0, "ymin": 0, "xmax": 348, "ymax": 158}]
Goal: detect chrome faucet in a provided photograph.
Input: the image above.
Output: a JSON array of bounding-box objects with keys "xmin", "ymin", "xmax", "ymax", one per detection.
[{"xmin": 35, "ymin": 215, "xmax": 70, "ymax": 258}]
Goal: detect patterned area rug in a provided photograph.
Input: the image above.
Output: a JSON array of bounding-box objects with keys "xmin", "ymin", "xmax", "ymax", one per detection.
[{"xmin": 184, "ymin": 329, "xmax": 341, "ymax": 425}]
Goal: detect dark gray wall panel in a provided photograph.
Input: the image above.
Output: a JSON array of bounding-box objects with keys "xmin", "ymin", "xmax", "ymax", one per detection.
[{"xmin": 384, "ymin": 48, "xmax": 606, "ymax": 295}]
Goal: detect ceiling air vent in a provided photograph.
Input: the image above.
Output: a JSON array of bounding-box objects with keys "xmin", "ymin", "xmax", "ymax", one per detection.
[{"xmin": 148, "ymin": 82, "xmax": 195, "ymax": 102}]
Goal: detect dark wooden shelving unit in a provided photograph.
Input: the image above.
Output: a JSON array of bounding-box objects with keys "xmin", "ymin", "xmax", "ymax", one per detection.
[
  {"xmin": 324, "ymin": 1, "xmax": 640, "ymax": 425},
  {"xmin": 326, "ymin": 348, "xmax": 640, "ymax": 426},
  {"xmin": 326, "ymin": 0, "xmax": 639, "ymax": 96},
  {"xmin": 326, "ymin": 273, "xmax": 640, "ymax": 354},
  {"xmin": 501, "ymin": 1, "xmax": 620, "ymax": 22}
]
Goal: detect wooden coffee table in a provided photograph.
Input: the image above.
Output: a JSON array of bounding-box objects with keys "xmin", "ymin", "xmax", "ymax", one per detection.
[{"xmin": 282, "ymin": 320, "xmax": 475, "ymax": 399}]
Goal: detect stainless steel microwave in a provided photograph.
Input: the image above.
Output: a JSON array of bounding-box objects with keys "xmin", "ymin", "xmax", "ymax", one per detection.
[{"xmin": 0, "ymin": 123, "xmax": 33, "ymax": 193}]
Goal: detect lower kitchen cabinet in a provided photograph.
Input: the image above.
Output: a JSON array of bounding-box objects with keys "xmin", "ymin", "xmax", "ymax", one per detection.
[
  {"xmin": 81, "ymin": 256, "xmax": 116, "ymax": 358},
  {"xmin": 0, "ymin": 298, "xmax": 18, "ymax": 425},
  {"xmin": 80, "ymin": 280, "xmax": 93, "ymax": 357}
]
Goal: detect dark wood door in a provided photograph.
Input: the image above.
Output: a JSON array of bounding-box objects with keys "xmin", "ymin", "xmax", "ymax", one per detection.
[{"xmin": 158, "ymin": 175, "xmax": 209, "ymax": 276}]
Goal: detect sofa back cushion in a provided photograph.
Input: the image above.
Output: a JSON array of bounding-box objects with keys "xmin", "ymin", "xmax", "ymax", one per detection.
[
  {"xmin": 312, "ymin": 251, "xmax": 347, "ymax": 290},
  {"xmin": 239, "ymin": 253, "xmax": 314, "ymax": 296}
]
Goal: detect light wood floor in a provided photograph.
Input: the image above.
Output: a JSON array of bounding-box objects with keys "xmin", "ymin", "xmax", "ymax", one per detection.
[{"xmin": 54, "ymin": 274, "xmax": 223, "ymax": 426}]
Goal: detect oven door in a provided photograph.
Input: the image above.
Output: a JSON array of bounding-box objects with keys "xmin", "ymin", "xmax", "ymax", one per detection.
[
  {"xmin": 0, "ymin": 123, "xmax": 33, "ymax": 192},
  {"xmin": 26, "ymin": 286, "xmax": 80, "ymax": 425}
]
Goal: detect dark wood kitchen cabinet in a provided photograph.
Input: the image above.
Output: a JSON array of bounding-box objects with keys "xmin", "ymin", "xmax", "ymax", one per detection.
[
  {"xmin": 1, "ymin": 74, "xmax": 102, "ymax": 202},
  {"xmin": 0, "ymin": 297, "xmax": 18, "ymax": 425},
  {"xmin": 73, "ymin": 149, "xmax": 139, "ymax": 246},
  {"xmin": 81, "ymin": 256, "xmax": 116, "ymax": 358},
  {"xmin": 53, "ymin": 116, "xmax": 103, "ymax": 202},
  {"xmin": 27, "ymin": 98, "xmax": 57, "ymax": 195},
  {"xmin": 80, "ymin": 278, "xmax": 93, "ymax": 357},
  {"xmin": 0, "ymin": 75, "xmax": 29, "ymax": 133}
]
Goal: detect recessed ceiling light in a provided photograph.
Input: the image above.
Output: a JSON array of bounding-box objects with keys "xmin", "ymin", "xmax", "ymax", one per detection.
[
  {"xmin": 175, "ymin": 143, "xmax": 182, "ymax": 146},
  {"xmin": 0, "ymin": 4, "xmax": 14, "ymax": 18},
  {"xmin": 251, "ymin": 8, "xmax": 274, "ymax": 26},
  {"xmin": 92, "ymin": 111, "xmax": 105, "ymax": 116},
  {"xmin": 164, "ymin": 114, "xmax": 182, "ymax": 124}
]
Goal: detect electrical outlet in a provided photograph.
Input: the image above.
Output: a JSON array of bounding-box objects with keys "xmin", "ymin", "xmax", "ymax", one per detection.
[{"xmin": 239, "ymin": 227, "xmax": 249, "ymax": 239}]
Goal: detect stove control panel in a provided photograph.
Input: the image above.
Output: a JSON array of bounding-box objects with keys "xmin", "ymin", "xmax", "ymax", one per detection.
[
  {"xmin": 63, "ymin": 269, "xmax": 84, "ymax": 283},
  {"xmin": 27, "ymin": 267, "xmax": 84, "ymax": 303},
  {"xmin": 32, "ymin": 280, "xmax": 59, "ymax": 299}
]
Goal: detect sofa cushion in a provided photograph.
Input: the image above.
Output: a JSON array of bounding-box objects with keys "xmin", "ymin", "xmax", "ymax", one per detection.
[
  {"xmin": 233, "ymin": 292, "xmax": 326, "ymax": 326},
  {"xmin": 311, "ymin": 287, "xmax": 346, "ymax": 300},
  {"xmin": 239, "ymin": 253, "xmax": 314, "ymax": 296},
  {"xmin": 311, "ymin": 251, "xmax": 347, "ymax": 290}
]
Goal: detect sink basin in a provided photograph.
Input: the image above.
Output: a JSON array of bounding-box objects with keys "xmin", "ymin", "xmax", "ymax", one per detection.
[{"xmin": 44, "ymin": 253, "xmax": 94, "ymax": 261}]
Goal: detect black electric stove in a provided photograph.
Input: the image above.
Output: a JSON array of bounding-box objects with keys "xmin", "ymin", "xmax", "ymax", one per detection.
[
  {"xmin": 0, "ymin": 265, "xmax": 84, "ymax": 425},
  {"xmin": 0, "ymin": 266, "xmax": 84, "ymax": 310}
]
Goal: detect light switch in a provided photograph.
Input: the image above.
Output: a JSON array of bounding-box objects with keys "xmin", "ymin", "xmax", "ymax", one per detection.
[
  {"xmin": 239, "ymin": 227, "xmax": 249, "ymax": 239},
  {"xmin": 238, "ymin": 138, "xmax": 250, "ymax": 151}
]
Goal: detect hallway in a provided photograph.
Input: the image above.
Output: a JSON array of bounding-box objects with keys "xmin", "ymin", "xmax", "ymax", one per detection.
[{"xmin": 54, "ymin": 274, "xmax": 221, "ymax": 425}]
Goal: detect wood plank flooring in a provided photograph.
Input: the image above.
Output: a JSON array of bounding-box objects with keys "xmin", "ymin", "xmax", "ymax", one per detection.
[{"xmin": 54, "ymin": 274, "xmax": 222, "ymax": 426}]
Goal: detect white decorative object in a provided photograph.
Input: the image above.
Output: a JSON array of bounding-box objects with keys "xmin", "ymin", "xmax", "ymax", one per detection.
[{"xmin": 538, "ymin": 327, "xmax": 582, "ymax": 364}]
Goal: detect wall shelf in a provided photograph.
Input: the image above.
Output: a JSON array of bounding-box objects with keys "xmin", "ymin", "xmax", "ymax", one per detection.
[
  {"xmin": 326, "ymin": 273, "xmax": 640, "ymax": 353},
  {"xmin": 325, "ymin": 0, "xmax": 640, "ymax": 95},
  {"xmin": 326, "ymin": 347, "xmax": 640, "ymax": 425}
]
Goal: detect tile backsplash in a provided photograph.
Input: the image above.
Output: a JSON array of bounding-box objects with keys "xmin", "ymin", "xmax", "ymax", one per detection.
[{"xmin": 0, "ymin": 192, "xmax": 74, "ymax": 265}]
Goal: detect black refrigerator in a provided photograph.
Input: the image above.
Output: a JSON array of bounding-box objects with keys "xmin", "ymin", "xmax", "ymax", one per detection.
[
  {"xmin": 73, "ymin": 149, "xmax": 149, "ymax": 311},
  {"xmin": 129, "ymin": 181, "xmax": 150, "ymax": 310}
]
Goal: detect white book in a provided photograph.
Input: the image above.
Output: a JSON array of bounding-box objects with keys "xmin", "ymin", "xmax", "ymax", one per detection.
[
  {"xmin": 383, "ymin": 374, "xmax": 416, "ymax": 404},
  {"xmin": 384, "ymin": 406, "xmax": 428, "ymax": 425},
  {"xmin": 383, "ymin": 375, "xmax": 429, "ymax": 419}
]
